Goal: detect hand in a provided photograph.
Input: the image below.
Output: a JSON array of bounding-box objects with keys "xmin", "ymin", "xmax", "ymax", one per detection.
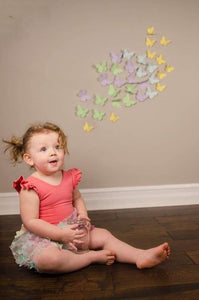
[
  {"xmin": 60, "ymin": 224, "xmax": 87, "ymax": 251},
  {"xmin": 77, "ymin": 215, "xmax": 91, "ymax": 229}
]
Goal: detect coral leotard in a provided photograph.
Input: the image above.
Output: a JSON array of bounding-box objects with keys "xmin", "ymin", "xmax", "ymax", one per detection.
[{"xmin": 13, "ymin": 168, "xmax": 82, "ymax": 225}]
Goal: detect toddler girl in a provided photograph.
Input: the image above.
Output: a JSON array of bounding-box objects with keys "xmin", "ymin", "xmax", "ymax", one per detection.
[{"xmin": 3, "ymin": 122, "xmax": 170, "ymax": 273}]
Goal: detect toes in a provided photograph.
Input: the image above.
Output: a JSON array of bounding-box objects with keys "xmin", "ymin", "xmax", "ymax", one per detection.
[
  {"xmin": 162, "ymin": 242, "xmax": 170, "ymax": 258},
  {"xmin": 106, "ymin": 253, "xmax": 115, "ymax": 265},
  {"xmin": 106, "ymin": 259, "xmax": 115, "ymax": 266}
]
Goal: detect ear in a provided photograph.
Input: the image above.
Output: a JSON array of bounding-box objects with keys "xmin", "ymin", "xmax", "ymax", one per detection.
[{"xmin": 23, "ymin": 153, "xmax": 34, "ymax": 167}]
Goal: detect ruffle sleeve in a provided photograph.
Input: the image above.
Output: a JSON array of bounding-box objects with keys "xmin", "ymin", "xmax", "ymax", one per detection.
[
  {"xmin": 71, "ymin": 168, "xmax": 82, "ymax": 189},
  {"xmin": 13, "ymin": 176, "xmax": 39, "ymax": 194}
]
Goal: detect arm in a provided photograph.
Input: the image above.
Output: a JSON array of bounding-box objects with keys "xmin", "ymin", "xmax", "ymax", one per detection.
[
  {"xmin": 20, "ymin": 189, "xmax": 84, "ymax": 248},
  {"xmin": 20, "ymin": 189, "xmax": 63, "ymax": 240},
  {"xmin": 72, "ymin": 188, "xmax": 90, "ymax": 221}
]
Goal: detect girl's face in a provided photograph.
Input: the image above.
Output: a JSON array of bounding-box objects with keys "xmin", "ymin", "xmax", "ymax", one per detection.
[{"xmin": 23, "ymin": 131, "xmax": 65, "ymax": 176}]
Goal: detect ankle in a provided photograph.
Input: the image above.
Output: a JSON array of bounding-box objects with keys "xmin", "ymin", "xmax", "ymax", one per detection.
[{"xmin": 86, "ymin": 250, "xmax": 96, "ymax": 264}]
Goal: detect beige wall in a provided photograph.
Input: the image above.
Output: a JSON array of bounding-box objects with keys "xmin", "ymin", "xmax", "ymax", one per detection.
[{"xmin": 0, "ymin": 0, "xmax": 199, "ymax": 192}]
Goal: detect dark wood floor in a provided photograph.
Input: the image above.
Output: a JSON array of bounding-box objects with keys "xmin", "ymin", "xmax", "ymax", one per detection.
[{"xmin": 1, "ymin": 205, "xmax": 199, "ymax": 299}]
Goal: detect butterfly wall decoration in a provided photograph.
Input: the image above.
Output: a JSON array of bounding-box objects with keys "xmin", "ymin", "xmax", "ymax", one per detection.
[
  {"xmin": 92, "ymin": 109, "xmax": 106, "ymax": 121},
  {"xmin": 75, "ymin": 26, "xmax": 174, "ymax": 132},
  {"xmin": 83, "ymin": 122, "xmax": 94, "ymax": 132},
  {"xmin": 76, "ymin": 105, "xmax": 89, "ymax": 118},
  {"xmin": 77, "ymin": 89, "xmax": 91, "ymax": 102},
  {"xmin": 110, "ymin": 112, "xmax": 120, "ymax": 123},
  {"xmin": 94, "ymin": 95, "xmax": 108, "ymax": 106}
]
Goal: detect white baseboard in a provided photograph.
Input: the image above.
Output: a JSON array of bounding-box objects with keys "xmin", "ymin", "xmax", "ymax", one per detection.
[
  {"xmin": 1, "ymin": 183, "xmax": 199, "ymax": 215},
  {"xmin": 82, "ymin": 184, "xmax": 199, "ymax": 210}
]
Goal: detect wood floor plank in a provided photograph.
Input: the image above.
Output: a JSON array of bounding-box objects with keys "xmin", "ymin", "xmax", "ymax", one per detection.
[
  {"xmin": 187, "ymin": 250, "xmax": 199, "ymax": 264},
  {"xmin": 155, "ymin": 215, "xmax": 199, "ymax": 231},
  {"xmin": 168, "ymin": 229, "xmax": 199, "ymax": 240}
]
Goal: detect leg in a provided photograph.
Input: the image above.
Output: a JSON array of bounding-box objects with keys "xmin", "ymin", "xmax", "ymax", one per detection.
[
  {"xmin": 89, "ymin": 228, "xmax": 170, "ymax": 269},
  {"xmin": 33, "ymin": 246, "xmax": 115, "ymax": 274}
]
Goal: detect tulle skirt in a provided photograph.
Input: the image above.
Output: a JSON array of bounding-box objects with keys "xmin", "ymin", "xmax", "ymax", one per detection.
[{"xmin": 10, "ymin": 209, "xmax": 84, "ymax": 271}]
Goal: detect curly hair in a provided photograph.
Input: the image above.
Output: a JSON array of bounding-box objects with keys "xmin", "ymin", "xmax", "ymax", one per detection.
[{"xmin": 3, "ymin": 122, "xmax": 69, "ymax": 165}]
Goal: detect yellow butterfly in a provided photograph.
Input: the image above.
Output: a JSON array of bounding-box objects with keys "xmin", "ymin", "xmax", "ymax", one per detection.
[
  {"xmin": 110, "ymin": 112, "xmax": 120, "ymax": 123},
  {"xmin": 83, "ymin": 122, "xmax": 94, "ymax": 133},
  {"xmin": 156, "ymin": 82, "xmax": 166, "ymax": 92},
  {"xmin": 160, "ymin": 36, "xmax": 171, "ymax": 46},
  {"xmin": 156, "ymin": 54, "xmax": 166, "ymax": 65},
  {"xmin": 146, "ymin": 37, "xmax": 156, "ymax": 47},
  {"xmin": 157, "ymin": 70, "xmax": 167, "ymax": 79},
  {"xmin": 165, "ymin": 64, "xmax": 174, "ymax": 73},
  {"xmin": 147, "ymin": 50, "xmax": 156, "ymax": 59},
  {"xmin": 147, "ymin": 26, "xmax": 156, "ymax": 35}
]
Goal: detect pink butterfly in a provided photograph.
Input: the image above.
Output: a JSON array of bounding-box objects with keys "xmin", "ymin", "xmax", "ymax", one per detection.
[
  {"xmin": 136, "ymin": 91, "xmax": 148, "ymax": 102},
  {"xmin": 113, "ymin": 76, "xmax": 126, "ymax": 88},
  {"xmin": 110, "ymin": 52, "xmax": 123, "ymax": 64},
  {"xmin": 125, "ymin": 61, "xmax": 138, "ymax": 73},
  {"xmin": 77, "ymin": 89, "xmax": 91, "ymax": 102},
  {"xmin": 98, "ymin": 73, "xmax": 112, "ymax": 86}
]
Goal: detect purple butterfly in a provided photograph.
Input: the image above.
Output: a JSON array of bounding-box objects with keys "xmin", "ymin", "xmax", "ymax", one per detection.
[
  {"xmin": 77, "ymin": 89, "xmax": 91, "ymax": 102},
  {"xmin": 125, "ymin": 61, "xmax": 138, "ymax": 73},
  {"xmin": 138, "ymin": 80, "xmax": 149, "ymax": 90},
  {"xmin": 113, "ymin": 76, "xmax": 126, "ymax": 88},
  {"xmin": 136, "ymin": 91, "xmax": 148, "ymax": 102},
  {"xmin": 127, "ymin": 73, "xmax": 137, "ymax": 84},
  {"xmin": 110, "ymin": 51, "xmax": 123, "ymax": 64},
  {"xmin": 98, "ymin": 73, "xmax": 112, "ymax": 86}
]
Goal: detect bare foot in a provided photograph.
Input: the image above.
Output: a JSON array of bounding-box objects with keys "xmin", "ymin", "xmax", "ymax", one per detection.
[
  {"xmin": 136, "ymin": 242, "xmax": 170, "ymax": 269},
  {"xmin": 90, "ymin": 250, "xmax": 115, "ymax": 266}
]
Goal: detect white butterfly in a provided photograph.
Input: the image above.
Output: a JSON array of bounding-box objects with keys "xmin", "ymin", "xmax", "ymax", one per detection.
[
  {"xmin": 136, "ymin": 67, "xmax": 147, "ymax": 78},
  {"xmin": 123, "ymin": 48, "xmax": 135, "ymax": 60},
  {"xmin": 149, "ymin": 73, "xmax": 160, "ymax": 84},
  {"xmin": 137, "ymin": 54, "xmax": 147, "ymax": 65},
  {"xmin": 146, "ymin": 87, "xmax": 158, "ymax": 99},
  {"xmin": 147, "ymin": 64, "xmax": 158, "ymax": 73}
]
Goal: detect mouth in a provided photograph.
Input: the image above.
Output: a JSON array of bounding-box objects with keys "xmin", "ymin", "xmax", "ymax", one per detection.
[{"xmin": 49, "ymin": 160, "xmax": 58, "ymax": 165}]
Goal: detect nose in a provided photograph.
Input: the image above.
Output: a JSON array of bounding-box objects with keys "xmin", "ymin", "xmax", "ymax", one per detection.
[{"xmin": 50, "ymin": 148, "xmax": 56, "ymax": 155}]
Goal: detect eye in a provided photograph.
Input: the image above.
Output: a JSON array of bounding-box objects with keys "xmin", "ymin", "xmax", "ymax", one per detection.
[
  {"xmin": 40, "ymin": 147, "xmax": 47, "ymax": 152},
  {"xmin": 55, "ymin": 144, "xmax": 60, "ymax": 150}
]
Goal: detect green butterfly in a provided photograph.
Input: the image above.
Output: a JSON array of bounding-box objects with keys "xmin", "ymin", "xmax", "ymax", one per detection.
[
  {"xmin": 92, "ymin": 108, "xmax": 106, "ymax": 121},
  {"xmin": 76, "ymin": 105, "xmax": 89, "ymax": 118},
  {"xmin": 122, "ymin": 94, "xmax": 137, "ymax": 107},
  {"xmin": 94, "ymin": 95, "xmax": 108, "ymax": 106},
  {"xmin": 112, "ymin": 99, "xmax": 122, "ymax": 108},
  {"xmin": 108, "ymin": 85, "xmax": 121, "ymax": 97},
  {"xmin": 125, "ymin": 84, "xmax": 137, "ymax": 94},
  {"xmin": 111, "ymin": 63, "xmax": 123, "ymax": 76},
  {"xmin": 95, "ymin": 61, "xmax": 107, "ymax": 73}
]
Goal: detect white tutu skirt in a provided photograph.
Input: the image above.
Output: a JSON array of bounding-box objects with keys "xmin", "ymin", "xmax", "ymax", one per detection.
[{"xmin": 10, "ymin": 209, "xmax": 81, "ymax": 271}]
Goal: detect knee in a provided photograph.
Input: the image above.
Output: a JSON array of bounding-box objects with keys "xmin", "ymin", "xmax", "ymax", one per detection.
[
  {"xmin": 35, "ymin": 247, "xmax": 61, "ymax": 273},
  {"xmin": 89, "ymin": 227, "xmax": 115, "ymax": 249},
  {"xmin": 102, "ymin": 228, "xmax": 112, "ymax": 235},
  {"xmin": 99, "ymin": 228, "xmax": 113, "ymax": 241}
]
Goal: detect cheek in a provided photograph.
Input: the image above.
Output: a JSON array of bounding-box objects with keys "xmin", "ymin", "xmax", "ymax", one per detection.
[
  {"xmin": 60, "ymin": 152, "xmax": 65, "ymax": 161},
  {"xmin": 36, "ymin": 155, "xmax": 47, "ymax": 164}
]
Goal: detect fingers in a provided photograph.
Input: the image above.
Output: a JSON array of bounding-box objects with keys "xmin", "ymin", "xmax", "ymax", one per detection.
[
  {"xmin": 77, "ymin": 215, "xmax": 91, "ymax": 222},
  {"xmin": 73, "ymin": 239, "xmax": 85, "ymax": 245},
  {"xmin": 77, "ymin": 216, "xmax": 91, "ymax": 228},
  {"xmin": 69, "ymin": 242, "xmax": 77, "ymax": 251},
  {"xmin": 70, "ymin": 225, "xmax": 87, "ymax": 236},
  {"xmin": 70, "ymin": 224, "xmax": 79, "ymax": 230},
  {"xmin": 75, "ymin": 230, "xmax": 87, "ymax": 237}
]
